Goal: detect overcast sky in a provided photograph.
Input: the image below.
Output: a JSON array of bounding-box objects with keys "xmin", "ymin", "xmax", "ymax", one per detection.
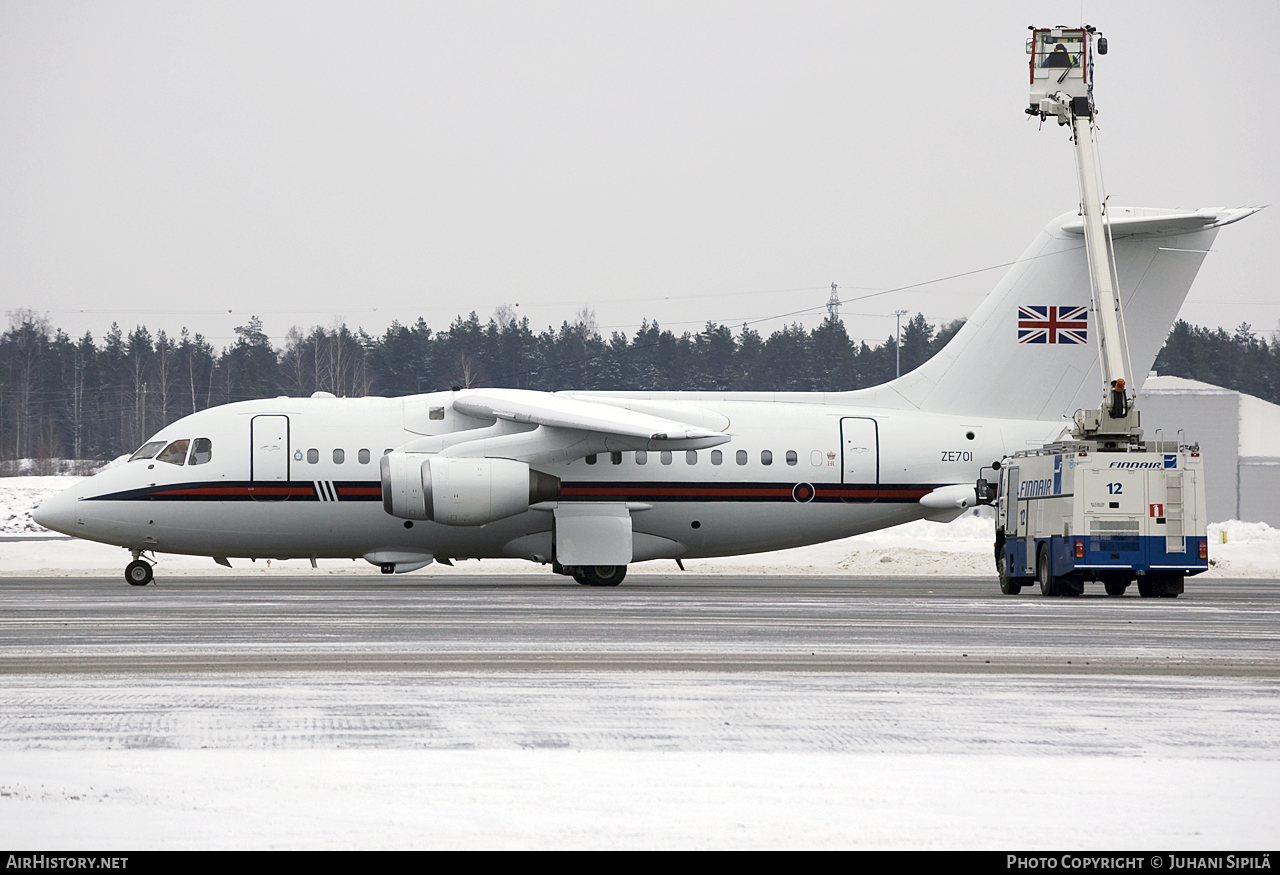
[{"xmin": 1, "ymin": 1, "xmax": 1275, "ymax": 352}]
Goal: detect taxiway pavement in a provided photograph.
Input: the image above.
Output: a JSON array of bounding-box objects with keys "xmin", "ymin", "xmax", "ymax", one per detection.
[{"xmin": 0, "ymin": 575, "xmax": 1276, "ymax": 675}]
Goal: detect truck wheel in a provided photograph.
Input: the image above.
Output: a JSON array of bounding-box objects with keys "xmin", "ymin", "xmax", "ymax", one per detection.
[
  {"xmin": 1037, "ymin": 548, "xmax": 1058, "ymax": 597},
  {"xmin": 1157, "ymin": 574, "xmax": 1184, "ymax": 598},
  {"xmin": 1104, "ymin": 580, "xmax": 1128, "ymax": 596},
  {"xmin": 1137, "ymin": 578, "xmax": 1155, "ymax": 598},
  {"xmin": 997, "ymin": 546, "xmax": 1020, "ymax": 595}
]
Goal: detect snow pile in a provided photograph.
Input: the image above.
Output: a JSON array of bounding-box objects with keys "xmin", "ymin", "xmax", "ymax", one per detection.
[
  {"xmin": 0, "ymin": 458, "xmax": 102, "ymax": 478},
  {"xmin": 1204, "ymin": 520, "xmax": 1280, "ymax": 577},
  {"xmin": 0, "ymin": 476, "xmax": 80, "ymax": 535},
  {"xmin": 685, "ymin": 511, "xmax": 997, "ymax": 576},
  {"xmin": 0, "ymin": 457, "xmax": 123, "ymax": 535}
]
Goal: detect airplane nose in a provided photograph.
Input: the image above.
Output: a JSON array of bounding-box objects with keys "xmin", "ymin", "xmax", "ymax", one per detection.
[{"xmin": 33, "ymin": 489, "xmax": 78, "ymax": 536}]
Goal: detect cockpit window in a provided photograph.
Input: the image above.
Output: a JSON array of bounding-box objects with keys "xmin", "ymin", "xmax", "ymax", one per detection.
[
  {"xmin": 155, "ymin": 439, "xmax": 190, "ymax": 466},
  {"xmin": 129, "ymin": 441, "xmax": 167, "ymax": 462},
  {"xmin": 189, "ymin": 438, "xmax": 213, "ymax": 466}
]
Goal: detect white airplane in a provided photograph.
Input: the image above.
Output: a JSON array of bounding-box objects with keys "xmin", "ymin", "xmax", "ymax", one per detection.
[{"xmin": 35, "ymin": 206, "xmax": 1258, "ymax": 586}]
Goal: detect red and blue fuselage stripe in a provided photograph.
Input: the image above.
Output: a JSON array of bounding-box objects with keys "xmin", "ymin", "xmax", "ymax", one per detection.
[{"xmin": 83, "ymin": 480, "xmax": 939, "ymax": 504}]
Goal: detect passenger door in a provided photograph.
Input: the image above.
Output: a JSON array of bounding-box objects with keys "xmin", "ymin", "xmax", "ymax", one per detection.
[
  {"xmin": 250, "ymin": 415, "xmax": 290, "ymax": 482},
  {"xmin": 840, "ymin": 417, "xmax": 879, "ymax": 485}
]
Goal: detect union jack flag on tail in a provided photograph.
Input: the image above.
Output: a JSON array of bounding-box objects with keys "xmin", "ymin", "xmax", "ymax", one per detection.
[{"xmin": 1018, "ymin": 305, "xmax": 1088, "ymax": 344}]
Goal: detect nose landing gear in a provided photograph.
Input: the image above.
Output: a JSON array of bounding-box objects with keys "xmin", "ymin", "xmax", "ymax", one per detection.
[{"xmin": 125, "ymin": 553, "xmax": 154, "ymax": 586}]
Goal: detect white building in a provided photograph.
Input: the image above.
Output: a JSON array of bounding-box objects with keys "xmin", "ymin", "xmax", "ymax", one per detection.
[{"xmin": 1139, "ymin": 375, "xmax": 1280, "ymax": 525}]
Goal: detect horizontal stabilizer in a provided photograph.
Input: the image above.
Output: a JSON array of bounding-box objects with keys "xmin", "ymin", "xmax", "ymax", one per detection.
[{"xmin": 1061, "ymin": 207, "xmax": 1263, "ymax": 238}]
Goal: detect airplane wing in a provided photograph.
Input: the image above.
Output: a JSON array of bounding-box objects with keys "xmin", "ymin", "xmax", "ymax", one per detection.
[{"xmin": 452, "ymin": 389, "xmax": 728, "ymax": 442}]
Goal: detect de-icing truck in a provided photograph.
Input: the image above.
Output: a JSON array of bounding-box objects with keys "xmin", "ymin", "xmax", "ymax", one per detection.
[
  {"xmin": 992, "ymin": 441, "xmax": 1208, "ymax": 597},
  {"xmin": 982, "ymin": 26, "xmax": 1211, "ymax": 597}
]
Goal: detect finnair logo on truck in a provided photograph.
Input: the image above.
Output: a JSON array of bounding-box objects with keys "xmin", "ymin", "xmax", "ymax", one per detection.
[
  {"xmin": 1109, "ymin": 460, "xmax": 1165, "ymax": 469},
  {"xmin": 1019, "ymin": 478, "xmax": 1056, "ymax": 497},
  {"xmin": 1019, "ymin": 456, "xmax": 1064, "ymax": 498}
]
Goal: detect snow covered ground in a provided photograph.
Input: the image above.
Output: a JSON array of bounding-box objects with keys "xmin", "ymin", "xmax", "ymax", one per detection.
[
  {"xmin": 2, "ymin": 671, "xmax": 1278, "ymax": 849},
  {"xmin": 5, "ymin": 475, "xmax": 1280, "ymax": 577},
  {"xmin": 4, "ymin": 746, "xmax": 1276, "ymax": 849}
]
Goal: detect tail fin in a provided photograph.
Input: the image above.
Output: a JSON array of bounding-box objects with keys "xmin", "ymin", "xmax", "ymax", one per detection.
[{"xmin": 848, "ymin": 207, "xmax": 1261, "ymax": 421}]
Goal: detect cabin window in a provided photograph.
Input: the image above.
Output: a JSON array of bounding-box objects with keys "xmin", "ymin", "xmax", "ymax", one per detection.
[
  {"xmin": 736, "ymin": 450, "xmax": 747, "ymax": 465},
  {"xmin": 333, "ymin": 449, "xmax": 345, "ymax": 464},
  {"xmin": 610, "ymin": 452, "xmax": 622, "ymax": 465},
  {"xmin": 761, "ymin": 450, "xmax": 773, "ymax": 466},
  {"xmin": 429, "ymin": 407, "xmax": 445, "ymax": 420},
  {"xmin": 686, "ymin": 451, "xmax": 697, "ymax": 465},
  {"xmin": 189, "ymin": 438, "xmax": 213, "ymax": 465},
  {"xmin": 155, "ymin": 440, "xmax": 190, "ymax": 466},
  {"xmin": 660, "ymin": 451, "xmax": 672, "ymax": 465},
  {"xmin": 635, "ymin": 450, "xmax": 648, "ymax": 465},
  {"xmin": 358, "ymin": 448, "xmax": 371, "ymax": 464},
  {"xmin": 307, "ymin": 449, "xmax": 319, "ymax": 464},
  {"xmin": 586, "ymin": 454, "xmax": 597, "ymax": 465},
  {"xmin": 711, "ymin": 450, "xmax": 723, "ymax": 465},
  {"xmin": 129, "ymin": 441, "xmax": 166, "ymax": 462},
  {"xmin": 383, "ymin": 449, "xmax": 393, "ymax": 456},
  {"xmin": 811, "ymin": 450, "xmax": 824, "ymax": 467},
  {"xmin": 786, "ymin": 450, "xmax": 798, "ymax": 466}
]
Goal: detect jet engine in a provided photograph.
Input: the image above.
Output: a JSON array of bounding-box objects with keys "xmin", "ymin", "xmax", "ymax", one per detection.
[{"xmin": 380, "ymin": 453, "xmax": 560, "ymax": 526}]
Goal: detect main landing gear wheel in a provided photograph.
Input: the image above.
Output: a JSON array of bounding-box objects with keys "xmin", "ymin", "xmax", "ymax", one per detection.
[
  {"xmin": 997, "ymin": 546, "xmax": 1020, "ymax": 595},
  {"xmin": 576, "ymin": 565, "xmax": 627, "ymax": 587},
  {"xmin": 125, "ymin": 560, "xmax": 154, "ymax": 587}
]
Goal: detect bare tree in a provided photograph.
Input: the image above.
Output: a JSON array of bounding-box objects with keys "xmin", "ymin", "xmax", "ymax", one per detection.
[
  {"xmin": 3, "ymin": 309, "xmax": 52, "ymax": 458},
  {"xmin": 493, "ymin": 304, "xmax": 517, "ymax": 330},
  {"xmin": 574, "ymin": 305, "xmax": 599, "ymax": 341},
  {"xmin": 153, "ymin": 330, "xmax": 175, "ymax": 428},
  {"xmin": 454, "ymin": 351, "xmax": 483, "ymax": 389},
  {"xmin": 178, "ymin": 328, "xmax": 215, "ymax": 416},
  {"xmin": 279, "ymin": 326, "xmax": 311, "ymax": 397}
]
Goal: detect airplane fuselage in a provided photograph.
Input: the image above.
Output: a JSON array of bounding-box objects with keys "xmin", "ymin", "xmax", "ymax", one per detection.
[{"xmin": 38, "ymin": 390, "xmax": 1064, "ymax": 566}]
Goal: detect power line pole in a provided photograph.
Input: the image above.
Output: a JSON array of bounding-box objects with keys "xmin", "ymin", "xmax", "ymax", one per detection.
[
  {"xmin": 827, "ymin": 283, "xmax": 839, "ymax": 321},
  {"xmin": 73, "ymin": 346, "xmax": 82, "ymax": 460},
  {"xmin": 894, "ymin": 310, "xmax": 909, "ymax": 377}
]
